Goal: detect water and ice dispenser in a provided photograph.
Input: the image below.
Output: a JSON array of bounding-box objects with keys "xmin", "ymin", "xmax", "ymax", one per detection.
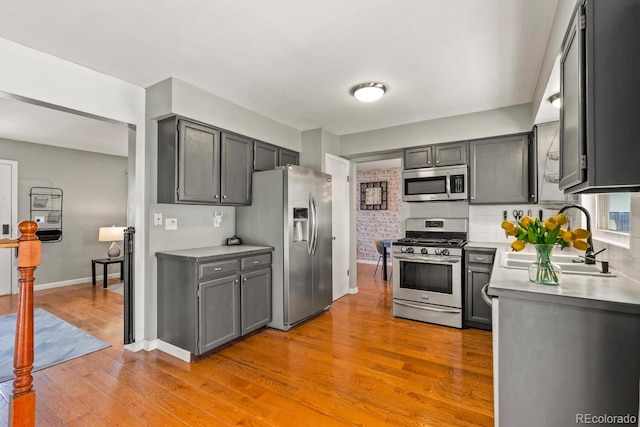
[{"xmin": 292, "ymin": 207, "xmax": 308, "ymax": 242}]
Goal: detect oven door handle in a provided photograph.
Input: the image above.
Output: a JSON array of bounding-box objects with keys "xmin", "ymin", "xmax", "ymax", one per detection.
[
  {"xmin": 393, "ymin": 255, "xmax": 460, "ymax": 265},
  {"xmin": 481, "ymin": 283, "xmax": 493, "ymax": 307},
  {"xmin": 394, "ymin": 300, "xmax": 461, "ymax": 314},
  {"xmin": 446, "ymin": 172, "xmax": 451, "ymax": 199}
]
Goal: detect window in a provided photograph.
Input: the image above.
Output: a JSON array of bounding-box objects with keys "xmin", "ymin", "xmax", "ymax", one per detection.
[{"xmin": 596, "ymin": 193, "xmax": 630, "ymax": 233}]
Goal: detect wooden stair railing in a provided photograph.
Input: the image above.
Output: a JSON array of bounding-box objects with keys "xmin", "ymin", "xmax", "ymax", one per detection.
[{"xmin": 0, "ymin": 221, "xmax": 41, "ymax": 427}]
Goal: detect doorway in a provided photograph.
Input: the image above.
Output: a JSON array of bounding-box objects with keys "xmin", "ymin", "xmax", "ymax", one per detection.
[
  {"xmin": 0, "ymin": 159, "xmax": 18, "ymax": 295},
  {"xmin": 354, "ymin": 158, "xmax": 402, "ymax": 274},
  {"xmin": 326, "ymin": 154, "xmax": 350, "ymax": 300}
]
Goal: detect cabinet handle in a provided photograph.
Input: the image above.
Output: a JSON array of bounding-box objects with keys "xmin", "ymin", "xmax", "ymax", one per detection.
[
  {"xmin": 252, "ymin": 261, "xmax": 260, "ymax": 264},
  {"xmin": 223, "ymin": 195, "xmax": 227, "ymax": 199},
  {"xmin": 243, "ymin": 278, "xmax": 247, "ymax": 282},
  {"xmin": 214, "ymin": 194, "xmax": 219, "ymax": 199},
  {"xmin": 213, "ymin": 267, "xmax": 223, "ymax": 271},
  {"xmin": 474, "ymin": 257, "xmax": 486, "ymax": 261}
]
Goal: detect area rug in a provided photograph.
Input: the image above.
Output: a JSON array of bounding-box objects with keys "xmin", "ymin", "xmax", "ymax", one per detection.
[{"xmin": 0, "ymin": 308, "xmax": 110, "ymax": 383}]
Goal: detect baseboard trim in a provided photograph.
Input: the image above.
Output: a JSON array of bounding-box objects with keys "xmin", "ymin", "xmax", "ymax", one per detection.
[
  {"xmin": 35, "ymin": 273, "xmax": 121, "ymax": 291},
  {"xmin": 156, "ymin": 340, "xmax": 192, "ymax": 362}
]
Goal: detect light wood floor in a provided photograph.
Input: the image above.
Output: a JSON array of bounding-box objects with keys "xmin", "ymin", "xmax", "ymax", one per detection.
[{"xmin": 0, "ymin": 264, "xmax": 493, "ymax": 426}]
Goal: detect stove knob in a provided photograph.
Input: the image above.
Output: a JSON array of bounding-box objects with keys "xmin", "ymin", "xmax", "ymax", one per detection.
[
  {"xmin": 421, "ymin": 248, "xmax": 429, "ymax": 255},
  {"xmin": 400, "ymin": 247, "xmax": 408, "ymax": 253},
  {"xmin": 441, "ymin": 249, "xmax": 450, "ymax": 256},
  {"xmin": 406, "ymin": 247, "xmax": 414, "ymax": 254}
]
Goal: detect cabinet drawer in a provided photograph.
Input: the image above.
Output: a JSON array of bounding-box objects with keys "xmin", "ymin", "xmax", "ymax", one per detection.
[
  {"xmin": 199, "ymin": 260, "xmax": 238, "ymax": 279},
  {"xmin": 241, "ymin": 253, "xmax": 271, "ymax": 271},
  {"xmin": 467, "ymin": 253, "xmax": 494, "ymax": 264}
]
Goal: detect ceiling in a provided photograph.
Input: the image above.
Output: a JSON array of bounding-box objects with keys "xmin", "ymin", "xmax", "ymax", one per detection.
[{"xmin": 0, "ymin": 0, "xmax": 560, "ymax": 156}]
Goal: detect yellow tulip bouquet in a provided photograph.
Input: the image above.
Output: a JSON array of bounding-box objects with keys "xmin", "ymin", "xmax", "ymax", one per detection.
[
  {"xmin": 501, "ymin": 213, "xmax": 591, "ymax": 284},
  {"xmin": 501, "ymin": 213, "xmax": 591, "ymax": 252}
]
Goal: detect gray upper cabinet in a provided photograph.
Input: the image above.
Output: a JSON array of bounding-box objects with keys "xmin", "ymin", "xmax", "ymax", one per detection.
[
  {"xmin": 253, "ymin": 141, "xmax": 299, "ymax": 171},
  {"xmin": 559, "ymin": 0, "xmax": 640, "ymax": 194},
  {"xmin": 157, "ymin": 116, "xmax": 253, "ymax": 205},
  {"xmin": 278, "ymin": 148, "xmax": 299, "ymax": 167},
  {"xmin": 404, "ymin": 141, "xmax": 467, "ymax": 169},
  {"xmin": 254, "ymin": 140, "xmax": 279, "ymax": 171},
  {"xmin": 221, "ymin": 132, "xmax": 253, "ymax": 205},
  {"xmin": 434, "ymin": 141, "xmax": 467, "ymax": 167},
  {"xmin": 470, "ymin": 133, "xmax": 536, "ymax": 204},
  {"xmin": 404, "ymin": 146, "xmax": 433, "ymax": 169}
]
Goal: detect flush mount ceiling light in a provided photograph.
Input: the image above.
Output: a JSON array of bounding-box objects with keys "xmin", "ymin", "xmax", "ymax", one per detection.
[
  {"xmin": 350, "ymin": 82, "xmax": 388, "ymax": 103},
  {"xmin": 548, "ymin": 92, "xmax": 561, "ymax": 108}
]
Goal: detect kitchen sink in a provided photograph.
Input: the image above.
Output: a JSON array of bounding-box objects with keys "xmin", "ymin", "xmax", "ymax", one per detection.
[{"xmin": 500, "ymin": 251, "xmax": 616, "ymax": 277}]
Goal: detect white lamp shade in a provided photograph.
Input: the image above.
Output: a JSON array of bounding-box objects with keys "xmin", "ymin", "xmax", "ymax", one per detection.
[{"xmin": 98, "ymin": 226, "xmax": 126, "ymax": 242}]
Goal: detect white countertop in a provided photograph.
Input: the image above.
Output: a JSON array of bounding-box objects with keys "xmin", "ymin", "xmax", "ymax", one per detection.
[
  {"xmin": 467, "ymin": 241, "xmax": 640, "ymax": 315},
  {"xmin": 156, "ymin": 245, "xmax": 273, "ymax": 260}
]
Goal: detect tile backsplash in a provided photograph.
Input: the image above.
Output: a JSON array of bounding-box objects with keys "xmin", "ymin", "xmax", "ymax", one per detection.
[{"xmin": 468, "ymin": 205, "xmax": 561, "ymax": 243}]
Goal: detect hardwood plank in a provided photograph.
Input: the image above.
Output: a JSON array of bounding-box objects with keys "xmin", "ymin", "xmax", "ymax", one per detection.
[{"xmin": 0, "ymin": 264, "xmax": 494, "ymax": 425}]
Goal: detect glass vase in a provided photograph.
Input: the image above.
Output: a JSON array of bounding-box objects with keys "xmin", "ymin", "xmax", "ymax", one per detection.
[{"xmin": 528, "ymin": 244, "xmax": 561, "ymax": 285}]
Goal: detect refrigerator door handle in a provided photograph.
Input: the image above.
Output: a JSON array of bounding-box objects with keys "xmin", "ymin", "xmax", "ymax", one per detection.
[
  {"xmin": 307, "ymin": 196, "xmax": 313, "ymax": 255},
  {"xmin": 310, "ymin": 196, "xmax": 318, "ymax": 255}
]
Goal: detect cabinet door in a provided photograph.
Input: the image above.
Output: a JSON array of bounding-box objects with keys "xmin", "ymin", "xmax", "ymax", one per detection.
[
  {"xmin": 404, "ymin": 146, "xmax": 432, "ymax": 169},
  {"xmin": 221, "ymin": 132, "xmax": 253, "ymax": 205},
  {"xmin": 470, "ymin": 134, "xmax": 532, "ymax": 204},
  {"xmin": 466, "ymin": 264, "xmax": 492, "ymax": 330},
  {"xmin": 198, "ymin": 275, "xmax": 240, "ymax": 354},
  {"xmin": 241, "ymin": 268, "xmax": 272, "ymax": 335},
  {"xmin": 254, "ymin": 141, "xmax": 278, "ymax": 171},
  {"xmin": 434, "ymin": 141, "xmax": 467, "ymax": 167},
  {"xmin": 178, "ymin": 120, "xmax": 221, "ymax": 203},
  {"xmin": 278, "ymin": 148, "xmax": 299, "ymax": 166}
]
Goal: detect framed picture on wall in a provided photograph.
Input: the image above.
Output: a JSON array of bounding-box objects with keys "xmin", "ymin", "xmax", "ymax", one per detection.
[{"xmin": 360, "ymin": 181, "xmax": 388, "ymax": 210}]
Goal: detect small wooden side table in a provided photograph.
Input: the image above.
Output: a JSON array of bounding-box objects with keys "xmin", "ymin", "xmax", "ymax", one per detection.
[{"xmin": 92, "ymin": 257, "xmax": 124, "ymax": 288}]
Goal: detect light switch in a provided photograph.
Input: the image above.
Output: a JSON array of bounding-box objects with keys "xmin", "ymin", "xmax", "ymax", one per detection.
[
  {"xmin": 165, "ymin": 218, "xmax": 178, "ymax": 230},
  {"xmin": 153, "ymin": 212, "xmax": 163, "ymax": 226}
]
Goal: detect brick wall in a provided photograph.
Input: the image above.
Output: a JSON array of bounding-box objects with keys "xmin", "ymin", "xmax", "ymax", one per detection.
[{"xmin": 356, "ymin": 168, "xmax": 402, "ymax": 262}]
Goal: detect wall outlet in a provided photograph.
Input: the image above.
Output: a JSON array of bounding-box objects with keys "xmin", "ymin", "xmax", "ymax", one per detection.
[
  {"xmin": 153, "ymin": 212, "xmax": 163, "ymax": 226},
  {"xmin": 34, "ymin": 216, "xmax": 45, "ymax": 224},
  {"xmin": 165, "ymin": 217, "xmax": 178, "ymax": 230}
]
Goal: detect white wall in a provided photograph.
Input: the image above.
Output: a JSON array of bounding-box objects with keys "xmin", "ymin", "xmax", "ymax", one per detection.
[
  {"xmin": 0, "ymin": 37, "xmax": 147, "ymax": 344},
  {"xmin": 339, "ymin": 103, "xmax": 533, "ymax": 158},
  {"xmin": 0, "ymin": 138, "xmax": 128, "ymax": 285}
]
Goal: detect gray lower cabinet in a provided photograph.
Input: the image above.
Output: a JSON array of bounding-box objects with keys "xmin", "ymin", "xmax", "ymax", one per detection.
[
  {"xmin": 157, "ymin": 116, "xmax": 253, "ymax": 205},
  {"xmin": 464, "ymin": 248, "xmax": 495, "ymax": 330},
  {"xmin": 469, "ymin": 133, "xmax": 536, "ymax": 204},
  {"xmin": 156, "ymin": 247, "xmax": 272, "ymax": 355}
]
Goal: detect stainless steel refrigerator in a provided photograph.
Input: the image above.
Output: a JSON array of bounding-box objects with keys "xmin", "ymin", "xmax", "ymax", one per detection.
[{"xmin": 237, "ymin": 165, "xmax": 332, "ymax": 331}]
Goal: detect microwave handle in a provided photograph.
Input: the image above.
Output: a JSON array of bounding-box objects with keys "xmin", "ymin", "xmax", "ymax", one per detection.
[
  {"xmin": 469, "ymin": 173, "xmax": 475, "ymax": 200},
  {"xmin": 446, "ymin": 173, "xmax": 451, "ymax": 199}
]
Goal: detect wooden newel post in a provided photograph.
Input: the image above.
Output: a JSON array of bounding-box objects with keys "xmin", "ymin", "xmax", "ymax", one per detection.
[{"xmin": 9, "ymin": 221, "xmax": 41, "ymax": 427}]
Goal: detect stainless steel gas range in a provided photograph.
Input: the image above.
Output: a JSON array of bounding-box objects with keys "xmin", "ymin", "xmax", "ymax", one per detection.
[{"xmin": 392, "ymin": 218, "xmax": 468, "ymax": 328}]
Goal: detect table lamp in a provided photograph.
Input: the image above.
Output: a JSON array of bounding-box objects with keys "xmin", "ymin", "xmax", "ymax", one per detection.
[{"xmin": 98, "ymin": 226, "xmax": 126, "ymax": 258}]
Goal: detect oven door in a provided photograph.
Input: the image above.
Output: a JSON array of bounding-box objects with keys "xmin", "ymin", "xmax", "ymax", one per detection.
[
  {"xmin": 392, "ymin": 254, "xmax": 462, "ymax": 308},
  {"xmin": 402, "ymin": 166, "xmax": 467, "ymax": 202}
]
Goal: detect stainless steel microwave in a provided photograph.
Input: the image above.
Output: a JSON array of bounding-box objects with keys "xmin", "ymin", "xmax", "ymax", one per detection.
[{"xmin": 403, "ymin": 165, "xmax": 468, "ymax": 201}]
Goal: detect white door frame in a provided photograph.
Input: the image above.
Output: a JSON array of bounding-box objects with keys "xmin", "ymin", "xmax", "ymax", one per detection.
[
  {"xmin": 1, "ymin": 159, "xmax": 18, "ymax": 294},
  {"xmin": 325, "ymin": 153, "xmax": 351, "ymax": 300}
]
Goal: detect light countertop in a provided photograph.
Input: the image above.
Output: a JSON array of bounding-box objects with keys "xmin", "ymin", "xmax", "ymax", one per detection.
[
  {"xmin": 467, "ymin": 241, "xmax": 640, "ymax": 315},
  {"xmin": 156, "ymin": 245, "xmax": 273, "ymax": 261}
]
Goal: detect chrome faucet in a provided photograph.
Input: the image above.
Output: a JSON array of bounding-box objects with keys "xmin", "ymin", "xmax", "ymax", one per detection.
[{"xmin": 558, "ymin": 204, "xmax": 598, "ymax": 264}]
